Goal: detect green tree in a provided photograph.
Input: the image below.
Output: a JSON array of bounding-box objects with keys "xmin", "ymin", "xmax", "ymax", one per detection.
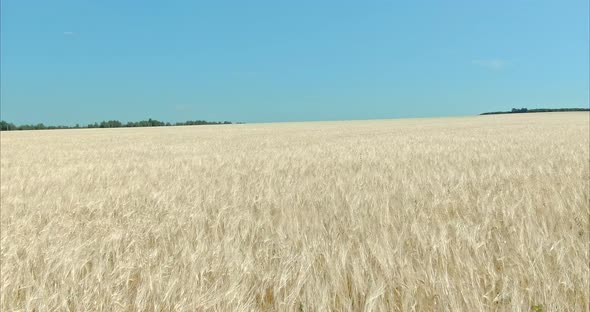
[{"xmin": 0, "ymin": 121, "xmax": 17, "ymax": 131}]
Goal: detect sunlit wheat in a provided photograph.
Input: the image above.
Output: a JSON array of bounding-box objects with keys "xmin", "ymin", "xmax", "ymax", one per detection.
[{"xmin": 1, "ymin": 113, "xmax": 588, "ymax": 311}]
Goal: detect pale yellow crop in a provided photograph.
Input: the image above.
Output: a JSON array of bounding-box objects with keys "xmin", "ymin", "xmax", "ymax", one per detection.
[{"xmin": 1, "ymin": 112, "xmax": 588, "ymax": 311}]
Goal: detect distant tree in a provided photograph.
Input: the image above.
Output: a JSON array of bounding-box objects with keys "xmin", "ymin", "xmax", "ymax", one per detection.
[
  {"xmin": 511, "ymin": 108, "xmax": 528, "ymax": 113},
  {"xmin": 0, "ymin": 120, "xmax": 17, "ymax": 131},
  {"xmin": 482, "ymin": 107, "xmax": 588, "ymax": 115},
  {"xmin": 1, "ymin": 118, "xmax": 235, "ymax": 130},
  {"xmin": 109, "ymin": 120, "xmax": 122, "ymax": 128}
]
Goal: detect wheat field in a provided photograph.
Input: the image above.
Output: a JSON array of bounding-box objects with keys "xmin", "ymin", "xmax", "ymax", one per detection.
[{"xmin": 1, "ymin": 113, "xmax": 589, "ymax": 311}]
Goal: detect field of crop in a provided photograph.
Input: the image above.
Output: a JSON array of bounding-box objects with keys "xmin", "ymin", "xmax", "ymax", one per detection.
[{"xmin": 1, "ymin": 112, "xmax": 589, "ymax": 311}]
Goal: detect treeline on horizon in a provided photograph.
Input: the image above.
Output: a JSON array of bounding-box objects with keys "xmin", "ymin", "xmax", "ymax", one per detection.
[
  {"xmin": 0, "ymin": 118, "xmax": 241, "ymax": 131},
  {"xmin": 481, "ymin": 107, "xmax": 590, "ymax": 115}
]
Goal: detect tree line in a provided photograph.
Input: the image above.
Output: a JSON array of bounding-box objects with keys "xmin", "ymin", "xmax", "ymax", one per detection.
[
  {"xmin": 481, "ymin": 107, "xmax": 589, "ymax": 115},
  {"xmin": 0, "ymin": 118, "xmax": 238, "ymax": 131}
]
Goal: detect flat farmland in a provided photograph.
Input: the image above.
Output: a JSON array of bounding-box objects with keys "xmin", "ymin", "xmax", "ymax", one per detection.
[{"xmin": 1, "ymin": 113, "xmax": 589, "ymax": 311}]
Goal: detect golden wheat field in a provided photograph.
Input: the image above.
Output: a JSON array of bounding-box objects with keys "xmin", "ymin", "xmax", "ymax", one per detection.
[{"xmin": 1, "ymin": 112, "xmax": 589, "ymax": 311}]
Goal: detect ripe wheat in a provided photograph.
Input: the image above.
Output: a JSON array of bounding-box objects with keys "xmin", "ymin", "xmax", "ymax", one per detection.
[{"xmin": 1, "ymin": 113, "xmax": 589, "ymax": 311}]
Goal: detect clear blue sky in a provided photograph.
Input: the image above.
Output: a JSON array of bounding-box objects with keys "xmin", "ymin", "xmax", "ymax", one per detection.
[{"xmin": 1, "ymin": 0, "xmax": 588, "ymax": 125}]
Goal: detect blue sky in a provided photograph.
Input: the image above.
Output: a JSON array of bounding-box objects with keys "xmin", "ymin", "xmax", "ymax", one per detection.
[{"xmin": 1, "ymin": 0, "xmax": 588, "ymax": 125}]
